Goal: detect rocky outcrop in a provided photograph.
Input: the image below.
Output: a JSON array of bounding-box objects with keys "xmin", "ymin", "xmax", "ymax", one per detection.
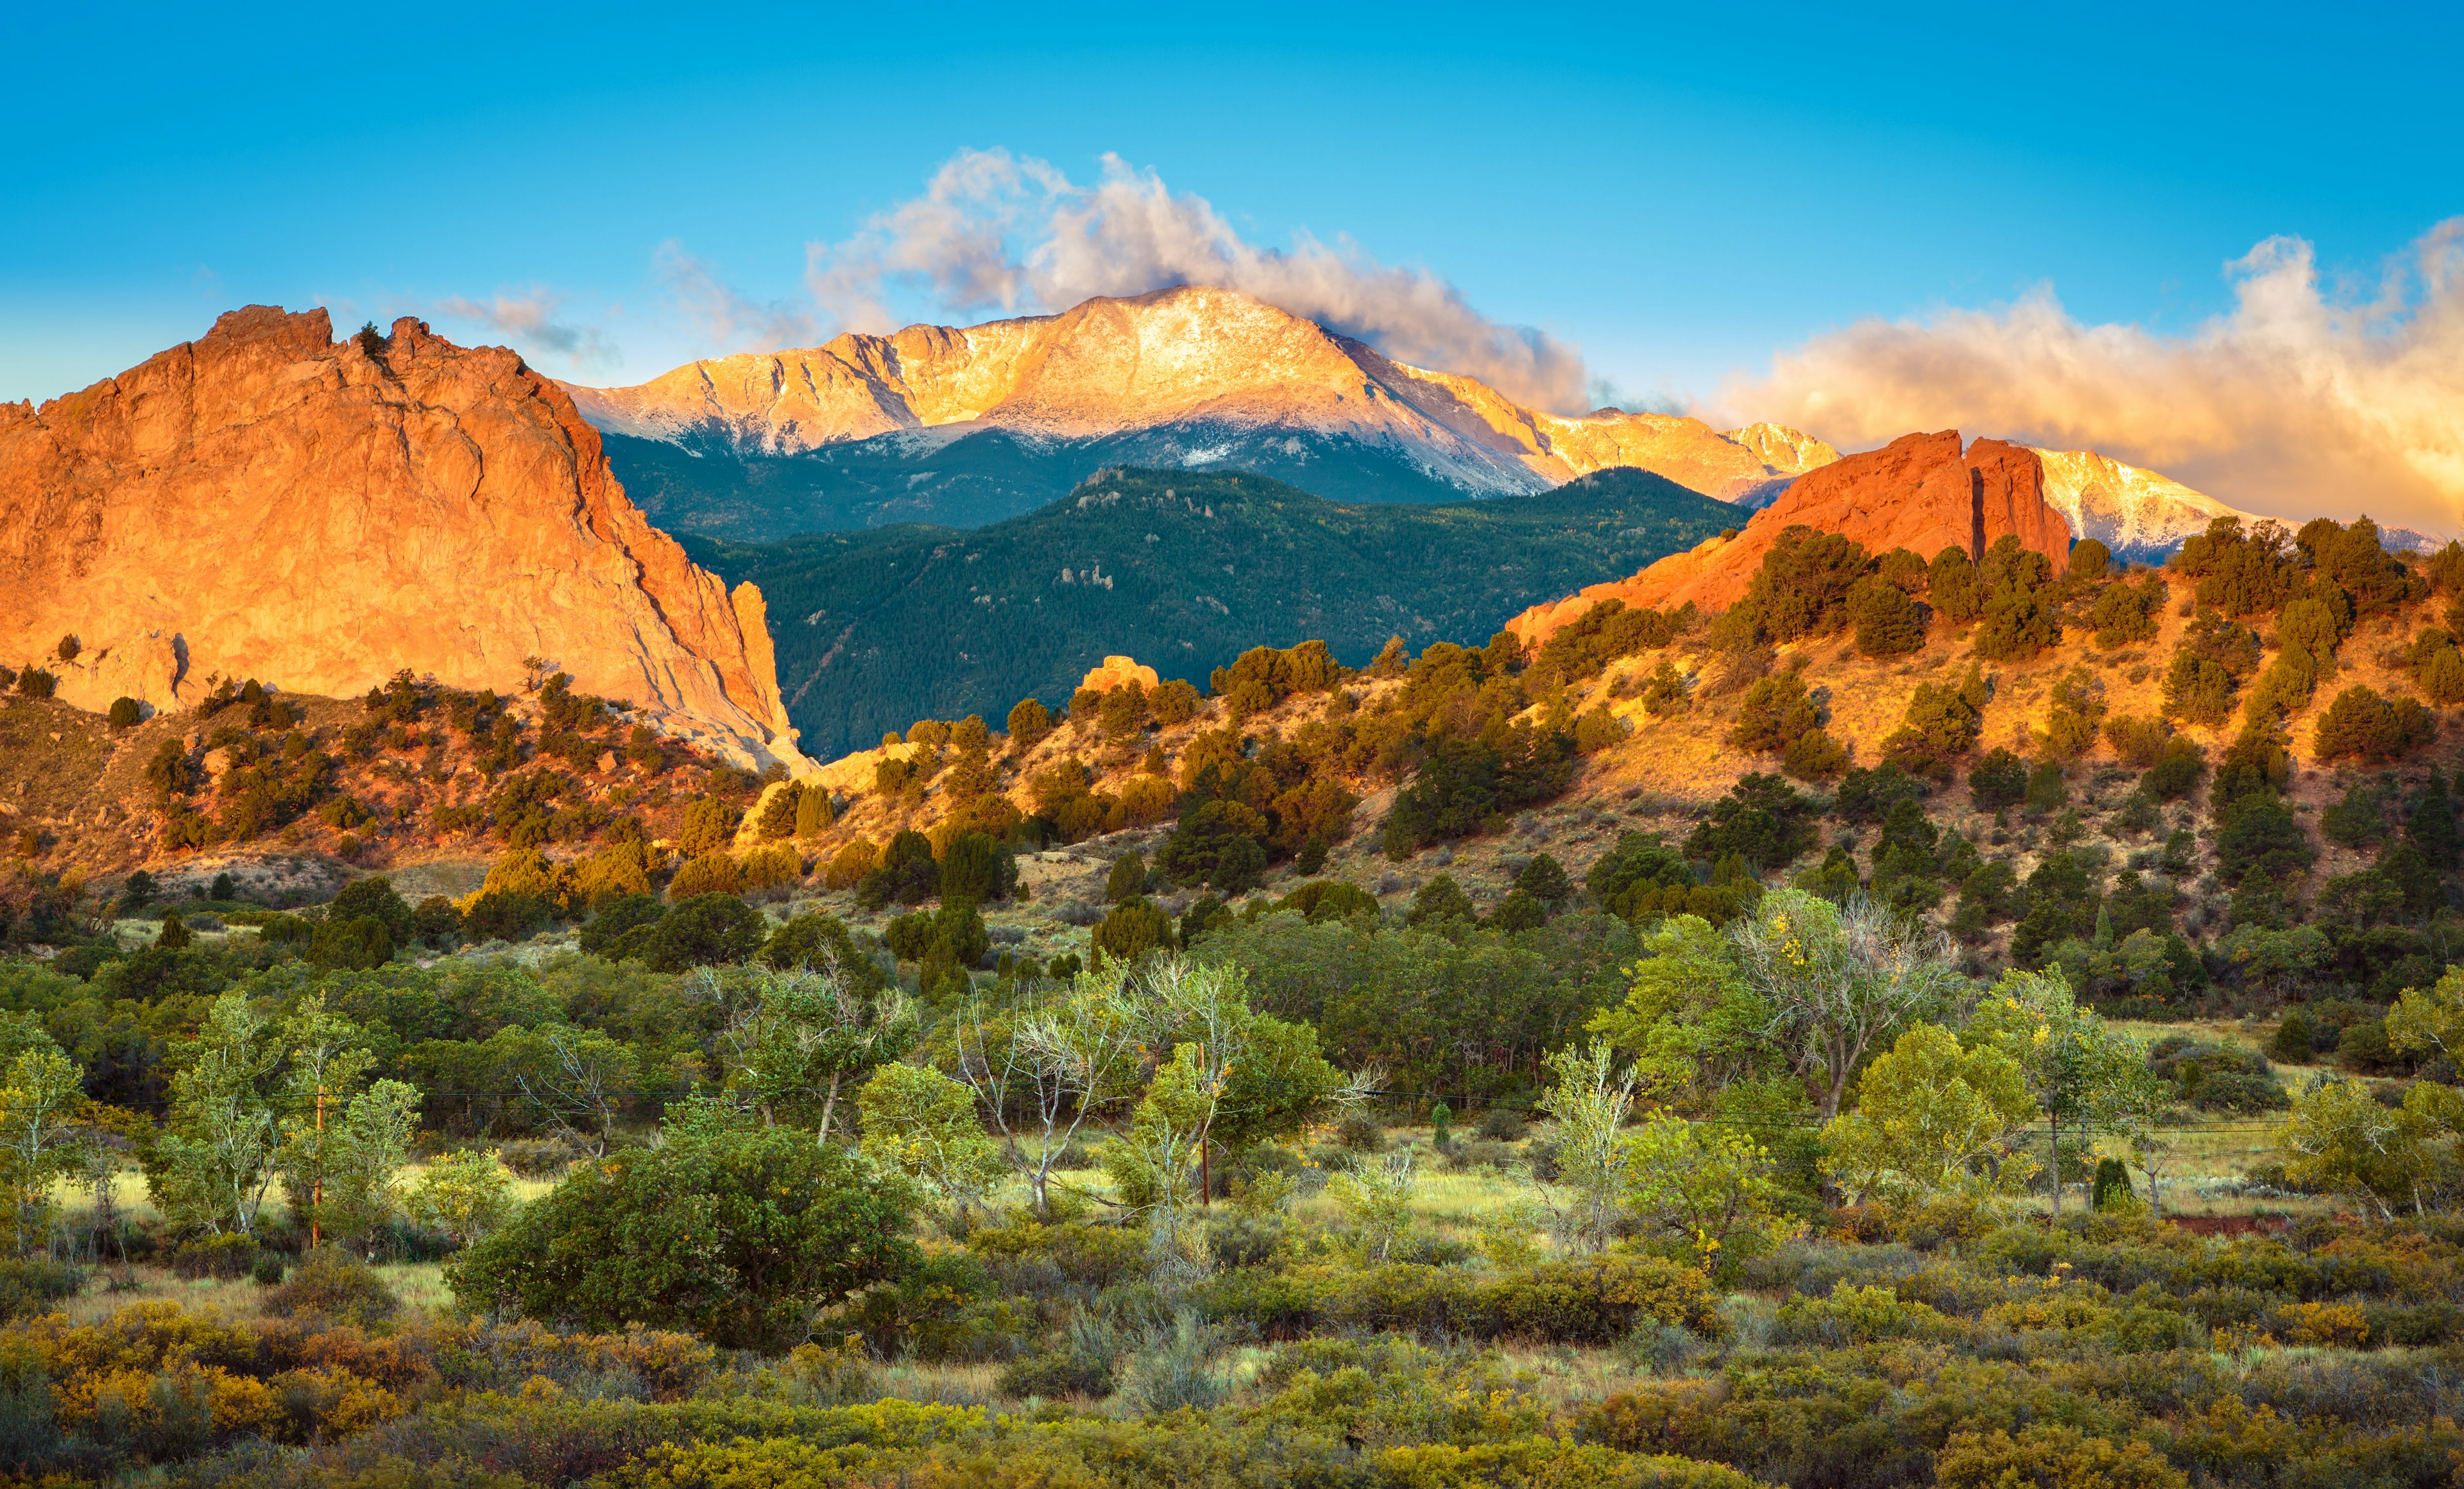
[
  {"xmin": 563, "ymin": 286, "xmax": 1837, "ymax": 504},
  {"xmin": 1077, "ymin": 656, "xmax": 1160, "ymax": 695},
  {"xmin": 0, "ymin": 307, "xmax": 807, "ymax": 772},
  {"xmin": 1508, "ymin": 431, "xmax": 2073, "ymax": 643}
]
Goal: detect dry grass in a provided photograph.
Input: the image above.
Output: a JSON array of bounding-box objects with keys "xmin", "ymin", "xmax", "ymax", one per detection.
[{"xmin": 55, "ymin": 1257, "xmax": 452, "ymax": 1324}]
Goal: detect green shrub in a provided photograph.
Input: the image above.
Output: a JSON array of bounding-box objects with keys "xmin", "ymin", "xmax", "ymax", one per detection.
[
  {"xmin": 265, "ymin": 1248, "xmax": 399, "ymax": 1326},
  {"xmin": 450, "ymin": 1110, "xmax": 919, "ymax": 1351},
  {"xmin": 2313, "ymin": 685, "xmax": 2437, "ymax": 763},
  {"xmin": 171, "ymin": 1233, "xmax": 257, "ymax": 1280},
  {"xmin": 667, "ymin": 853, "xmax": 744, "ymax": 899},
  {"xmin": 1197, "ymin": 1254, "xmax": 1721, "ymax": 1343},
  {"xmin": 1851, "ymin": 580, "xmax": 1925, "ymax": 658},
  {"xmin": 461, "ymin": 890, "xmax": 551, "ymax": 942},
  {"xmin": 0, "ymin": 1259, "xmax": 83, "ymax": 1322},
  {"xmin": 1967, "ymin": 749, "xmax": 2027, "ymax": 812},
  {"xmin": 308, "ymin": 915, "xmax": 395, "ymax": 971},
  {"xmin": 1731, "ymin": 673, "xmax": 1820, "ymax": 753}
]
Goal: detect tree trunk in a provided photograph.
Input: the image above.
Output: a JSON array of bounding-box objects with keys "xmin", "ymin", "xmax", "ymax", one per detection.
[
  {"xmin": 817, "ymin": 1071, "xmax": 843, "ymax": 1146},
  {"xmin": 2048, "ymin": 1109, "xmax": 2061, "ymax": 1218}
]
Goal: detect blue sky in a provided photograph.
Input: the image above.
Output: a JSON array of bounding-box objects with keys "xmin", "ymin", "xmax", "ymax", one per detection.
[{"xmin": 4, "ymin": 2, "xmax": 2459, "ymax": 520}]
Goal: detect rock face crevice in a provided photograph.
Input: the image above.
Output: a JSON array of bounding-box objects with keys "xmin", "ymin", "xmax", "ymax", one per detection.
[
  {"xmin": 0, "ymin": 307, "xmax": 807, "ymax": 772},
  {"xmin": 1507, "ymin": 430, "xmax": 2073, "ymax": 643}
]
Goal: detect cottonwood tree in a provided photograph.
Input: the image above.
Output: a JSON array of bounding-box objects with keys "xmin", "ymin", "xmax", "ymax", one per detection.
[
  {"xmin": 713, "ymin": 966, "xmax": 915, "ymax": 1143},
  {"xmin": 0, "ymin": 1043, "xmax": 85, "ymax": 1256},
  {"xmin": 2277, "ymin": 1075, "xmax": 2451, "ymax": 1218},
  {"xmin": 511, "ymin": 1024, "xmax": 638, "ymax": 1159},
  {"xmin": 276, "ymin": 994, "xmax": 378, "ymax": 1247},
  {"xmin": 1534, "ymin": 1038, "xmax": 1636, "ymax": 1252},
  {"xmin": 1587, "ymin": 914, "xmax": 1772, "ymax": 1105},
  {"xmin": 1967, "ymin": 970, "xmax": 2151, "ymax": 1214},
  {"xmin": 322, "ymin": 1080, "xmax": 422, "ymax": 1248},
  {"xmin": 1111, "ymin": 956, "xmax": 1364, "ymax": 1233},
  {"xmin": 1822, "ymin": 1023, "xmax": 2037, "ymax": 1205},
  {"xmin": 1620, "ymin": 1110, "xmax": 1799, "ymax": 1273},
  {"xmin": 151, "ymin": 993, "xmax": 286, "ymax": 1237},
  {"xmin": 955, "ymin": 964, "xmax": 1143, "ymax": 1217},
  {"xmin": 857, "ymin": 1063, "xmax": 1005, "ymax": 1218},
  {"xmin": 1729, "ymin": 889, "xmax": 1965, "ymax": 1118},
  {"xmin": 967, "ymin": 956, "xmax": 1357, "ymax": 1220}
]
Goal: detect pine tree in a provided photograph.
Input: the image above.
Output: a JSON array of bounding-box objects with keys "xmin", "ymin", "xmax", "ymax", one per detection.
[{"xmin": 794, "ymin": 783, "xmax": 835, "ymax": 838}]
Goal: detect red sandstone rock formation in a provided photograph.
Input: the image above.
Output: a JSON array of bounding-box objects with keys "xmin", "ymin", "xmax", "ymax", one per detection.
[
  {"xmin": 1508, "ymin": 430, "xmax": 2073, "ymax": 644},
  {"xmin": 0, "ymin": 307, "xmax": 806, "ymax": 771}
]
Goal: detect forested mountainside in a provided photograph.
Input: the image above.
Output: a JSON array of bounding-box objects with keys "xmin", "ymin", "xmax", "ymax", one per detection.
[{"xmin": 683, "ymin": 465, "xmax": 1737, "ymax": 756}]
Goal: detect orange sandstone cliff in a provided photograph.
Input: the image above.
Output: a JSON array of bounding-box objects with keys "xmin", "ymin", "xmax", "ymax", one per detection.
[
  {"xmin": 1509, "ymin": 430, "xmax": 2073, "ymax": 643},
  {"xmin": 0, "ymin": 307, "xmax": 807, "ymax": 772}
]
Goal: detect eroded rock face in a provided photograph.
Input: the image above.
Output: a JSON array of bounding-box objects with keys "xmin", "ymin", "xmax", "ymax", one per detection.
[
  {"xmin": 0, "ymin": 307, "xmax": 807, "ymax": 772},
  {"xmin": 1509, "ymin": 430, "xmax": 2073, "ymax": 643}
]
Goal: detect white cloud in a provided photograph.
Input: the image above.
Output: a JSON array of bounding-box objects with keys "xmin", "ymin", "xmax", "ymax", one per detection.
[
  {"xmin": 1718, "ymin": 221, "xmax": 2464, "ymax": 534},
  {"xmin": 654, "ymin": 242, "xmax": 823, "ymax": 353},
  {"xmin": 800, "ymin": 149, "xmax": 1594, "ymax": 413},
  {"xmin": 431, "ymin": 288, "xmax": 618, "ymax": 371}
]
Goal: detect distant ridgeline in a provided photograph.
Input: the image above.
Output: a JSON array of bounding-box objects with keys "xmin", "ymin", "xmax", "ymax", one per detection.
[
  {"xmin": 604, "ymin": 423, "xmax": 1518, "ymax": 541},
  {"xmin": 681, "ymin": 466, "xmax": 1736, "ymax": 758}
]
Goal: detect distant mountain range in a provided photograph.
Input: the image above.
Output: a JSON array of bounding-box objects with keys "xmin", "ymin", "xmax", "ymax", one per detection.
[
  {"xmin": 561, "ymin": 285, "xmax": 2336, "ymax": 566},
  {"xmin": 680, "ymin": 464, "xmax": 1737, "ymax": 758},
  {"xmin": 563, "ymin": 286, "xmax": 1835, "ymax": 539}
]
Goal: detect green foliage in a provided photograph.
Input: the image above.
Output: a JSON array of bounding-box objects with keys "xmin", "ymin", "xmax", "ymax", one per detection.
[
  {"xmin": 1489, "ymin": 889, "xmax": 1548, "ymax": 933},
  {"xmin": 1093, "ymin": 897, "xmax": 1176, "ymax": 966},
  {"xmin": 2312, "ymin": 685, "xmax": 2437, "ymax": 763},
  {"xmin": 1197, "ymin": 908, "xmax": 1637, "ymax": 1101},
  {"xmin": 1974, "ymin": 543, "xmax": 2061, "ymax": 661},
  {"xmin": 858, "ymin": 830, "xmax": 941, "ymax": 908},
  {"xmin": 1640, "ymin": 658, "xmax": 1692, "ymax": 717},
  {"xmin": 1822, "ymin": 1022, "xmax": 2037, "ymax": 1203},
  {"xmin": 1881, "ymin": 666, "xmax": 1988, "ymax": 778},
  {"xmin": 858, "ymin": 1064, "xmax": 1006, "ymax": 1212},
  {"xmin": 451, "ymin": 1107, "xmax": 919, "ymax": 1350},
  {"xmin": 1967, "ymin": 748, "xmax": 2028, "ymax": 812},
  {"xmin": 308, "ymin": 915, "xmax": 394, "ymax": 971},
  {"xmin": 676, "ymin": 797, "xmax": 740, "ymax": 856},
  {"xmin": 683, "ymin": 466, "xmax": 1736, "ymax": 755},
  {"xmin": 1730, "ymin": 672, "xmax": 1820, "ymax": 754},
  {"xmin": 1684, "ymin": 774, "xmax": 1818, "ymax": 874},
  {"xmin": 1849, "ymin": 579, "xmax": 1925, "ymax": 658},
  {"xmin": 404, "ymin": 1149, "xmax": 517, "ymax": 1246},
  {"xmin": 1106, "ymin": 851, "xmax": 1149, "ymax": 904},
  {"xmin": 2090, "ymin": 573, "xmax": 2164, "ymax": 647},
  {"xmin": 1527, "ymin": 599, "xmax": 1686, "ymax": 687},
  {"xmin": 2172, "ymin": 515, "xmax": 2302, "ymax": 615},
  {"xmin": 1928, "ymin": 545, "xmax": 1984, "ymax": 624},
  {"xmin": 1162, "ymin": 799, "xmax": 1272, "ymax": 888},
  {"xmin": 2160, "ymin": 652, "xmax": 2235, "ymax": 724},
  {"xmin": 938, "ymin": 831, "xmax": 1017, "ymax": 903},
  {"xmin": 1743, "ymin": 525, "xmax": 1872, "ymax": 642},
  {"xmin": 622, "ymin": 892, "xmax": 766, "ymax": 971},
  {"xmin": 1405, "ymin": 873, "xmax": 1476, "ymax": 926}
]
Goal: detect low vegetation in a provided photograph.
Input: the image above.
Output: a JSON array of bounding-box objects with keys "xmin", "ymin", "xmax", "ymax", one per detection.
[{"xmin": 10, "ymin": 510, "xmax": 2464, "ymax": 1484}]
